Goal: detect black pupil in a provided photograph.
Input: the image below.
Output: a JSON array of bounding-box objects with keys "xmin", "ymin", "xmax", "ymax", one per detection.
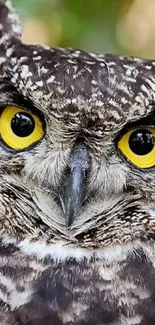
[
  {"xmin": 129, "ymin": 129, "xmax": 154, "ymax": 155},
  {"xmin": 11, "ymin": 112, "xmax": 35, "ymax": 137}
]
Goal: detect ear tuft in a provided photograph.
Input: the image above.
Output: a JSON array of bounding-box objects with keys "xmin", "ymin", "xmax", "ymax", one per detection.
[
  {"xmin": 0, "ymin": 0, "xmax": 21, "ymax": 51},
  {"xmin": 0, "ymin": 0, "xmax": 21, "ymax": 77}
]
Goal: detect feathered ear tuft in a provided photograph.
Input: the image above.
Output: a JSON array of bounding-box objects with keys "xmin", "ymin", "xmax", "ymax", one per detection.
[{"xmin": 0, "ymin": 0, "xmax": 21, "ymax": 59}]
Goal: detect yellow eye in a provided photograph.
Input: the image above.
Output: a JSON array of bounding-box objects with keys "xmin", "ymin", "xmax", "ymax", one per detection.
[
  {"xmin": 0, "ymin": 106, "xmax": 44, "ymax": 150},
  {"xmin": 117, "ymin": 127, "xmax": 155, "ymax": 169}
]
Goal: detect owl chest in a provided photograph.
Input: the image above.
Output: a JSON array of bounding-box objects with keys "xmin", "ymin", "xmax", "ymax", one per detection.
[{"xmin": 0, "ymin": 246, "xmax": 155, "ymax": 325}]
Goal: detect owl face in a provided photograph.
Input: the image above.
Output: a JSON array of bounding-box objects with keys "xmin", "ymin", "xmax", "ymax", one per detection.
[{"xmin": 0, "ymin": 1, "xmax": 155, "ymax": 248}]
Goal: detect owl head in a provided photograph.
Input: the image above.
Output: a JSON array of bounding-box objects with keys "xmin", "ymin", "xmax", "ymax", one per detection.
[{"xmin": 0, "ymin": 0, "xmax": 155, "ymax": 249}]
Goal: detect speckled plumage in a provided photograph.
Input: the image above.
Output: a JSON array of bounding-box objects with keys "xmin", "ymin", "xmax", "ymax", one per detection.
[{"xmin": 0, "ymin": 1, "xmax": 155, "ymax": 324}]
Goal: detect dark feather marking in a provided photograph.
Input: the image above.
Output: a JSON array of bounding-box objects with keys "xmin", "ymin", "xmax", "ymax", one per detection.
[
  {"xmin": 0, "ymin": 265, "xmax": 34, "ymax": 280},
  {"xmin": 0, "ymin": 241, "xmax": 19, "ymax": 256},
  {"xmin": 12, "ymin": 303, "xmax": 62, "ymax": 325},
  {"xmin": 122, "ymin": 249, "xmax": 155, "ymax": 325}
]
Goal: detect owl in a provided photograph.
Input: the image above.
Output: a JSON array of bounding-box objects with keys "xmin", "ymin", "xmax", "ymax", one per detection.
[{"xmin": 0, "ymin": 1, "xmax": 155, "ymax": 324}]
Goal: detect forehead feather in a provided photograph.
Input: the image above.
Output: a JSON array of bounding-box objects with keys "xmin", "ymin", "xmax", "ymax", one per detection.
[{"xmin": 4, "ymin": 43, "xmax": 155, "ymax": 132}]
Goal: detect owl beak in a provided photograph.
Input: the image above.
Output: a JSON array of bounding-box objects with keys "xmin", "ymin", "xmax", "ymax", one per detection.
[{"xmin": 60, "ymin": 145, "xmax": 91, "ymax": 228}]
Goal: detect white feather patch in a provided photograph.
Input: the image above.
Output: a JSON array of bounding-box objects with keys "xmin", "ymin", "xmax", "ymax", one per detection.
[{"xmin": 2, "ymin": 237, "xmax": 145, "ymax": 262}]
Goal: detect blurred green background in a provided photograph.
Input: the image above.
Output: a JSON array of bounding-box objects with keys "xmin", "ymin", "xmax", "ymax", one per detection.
[{"xmin": 13, "ymin": 0, "xmax": 155, "ymax": 59}]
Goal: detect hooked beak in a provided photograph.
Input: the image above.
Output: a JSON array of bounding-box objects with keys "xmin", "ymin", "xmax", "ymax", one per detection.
[{"xmin": 60, "ymin": 145, "xmax": 91, "ymax": 228}]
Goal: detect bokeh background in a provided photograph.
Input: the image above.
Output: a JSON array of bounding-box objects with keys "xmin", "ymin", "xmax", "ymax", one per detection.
[{"xmin": 13, "ymin": 0, "xmax": 155, "ymax": 59}]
